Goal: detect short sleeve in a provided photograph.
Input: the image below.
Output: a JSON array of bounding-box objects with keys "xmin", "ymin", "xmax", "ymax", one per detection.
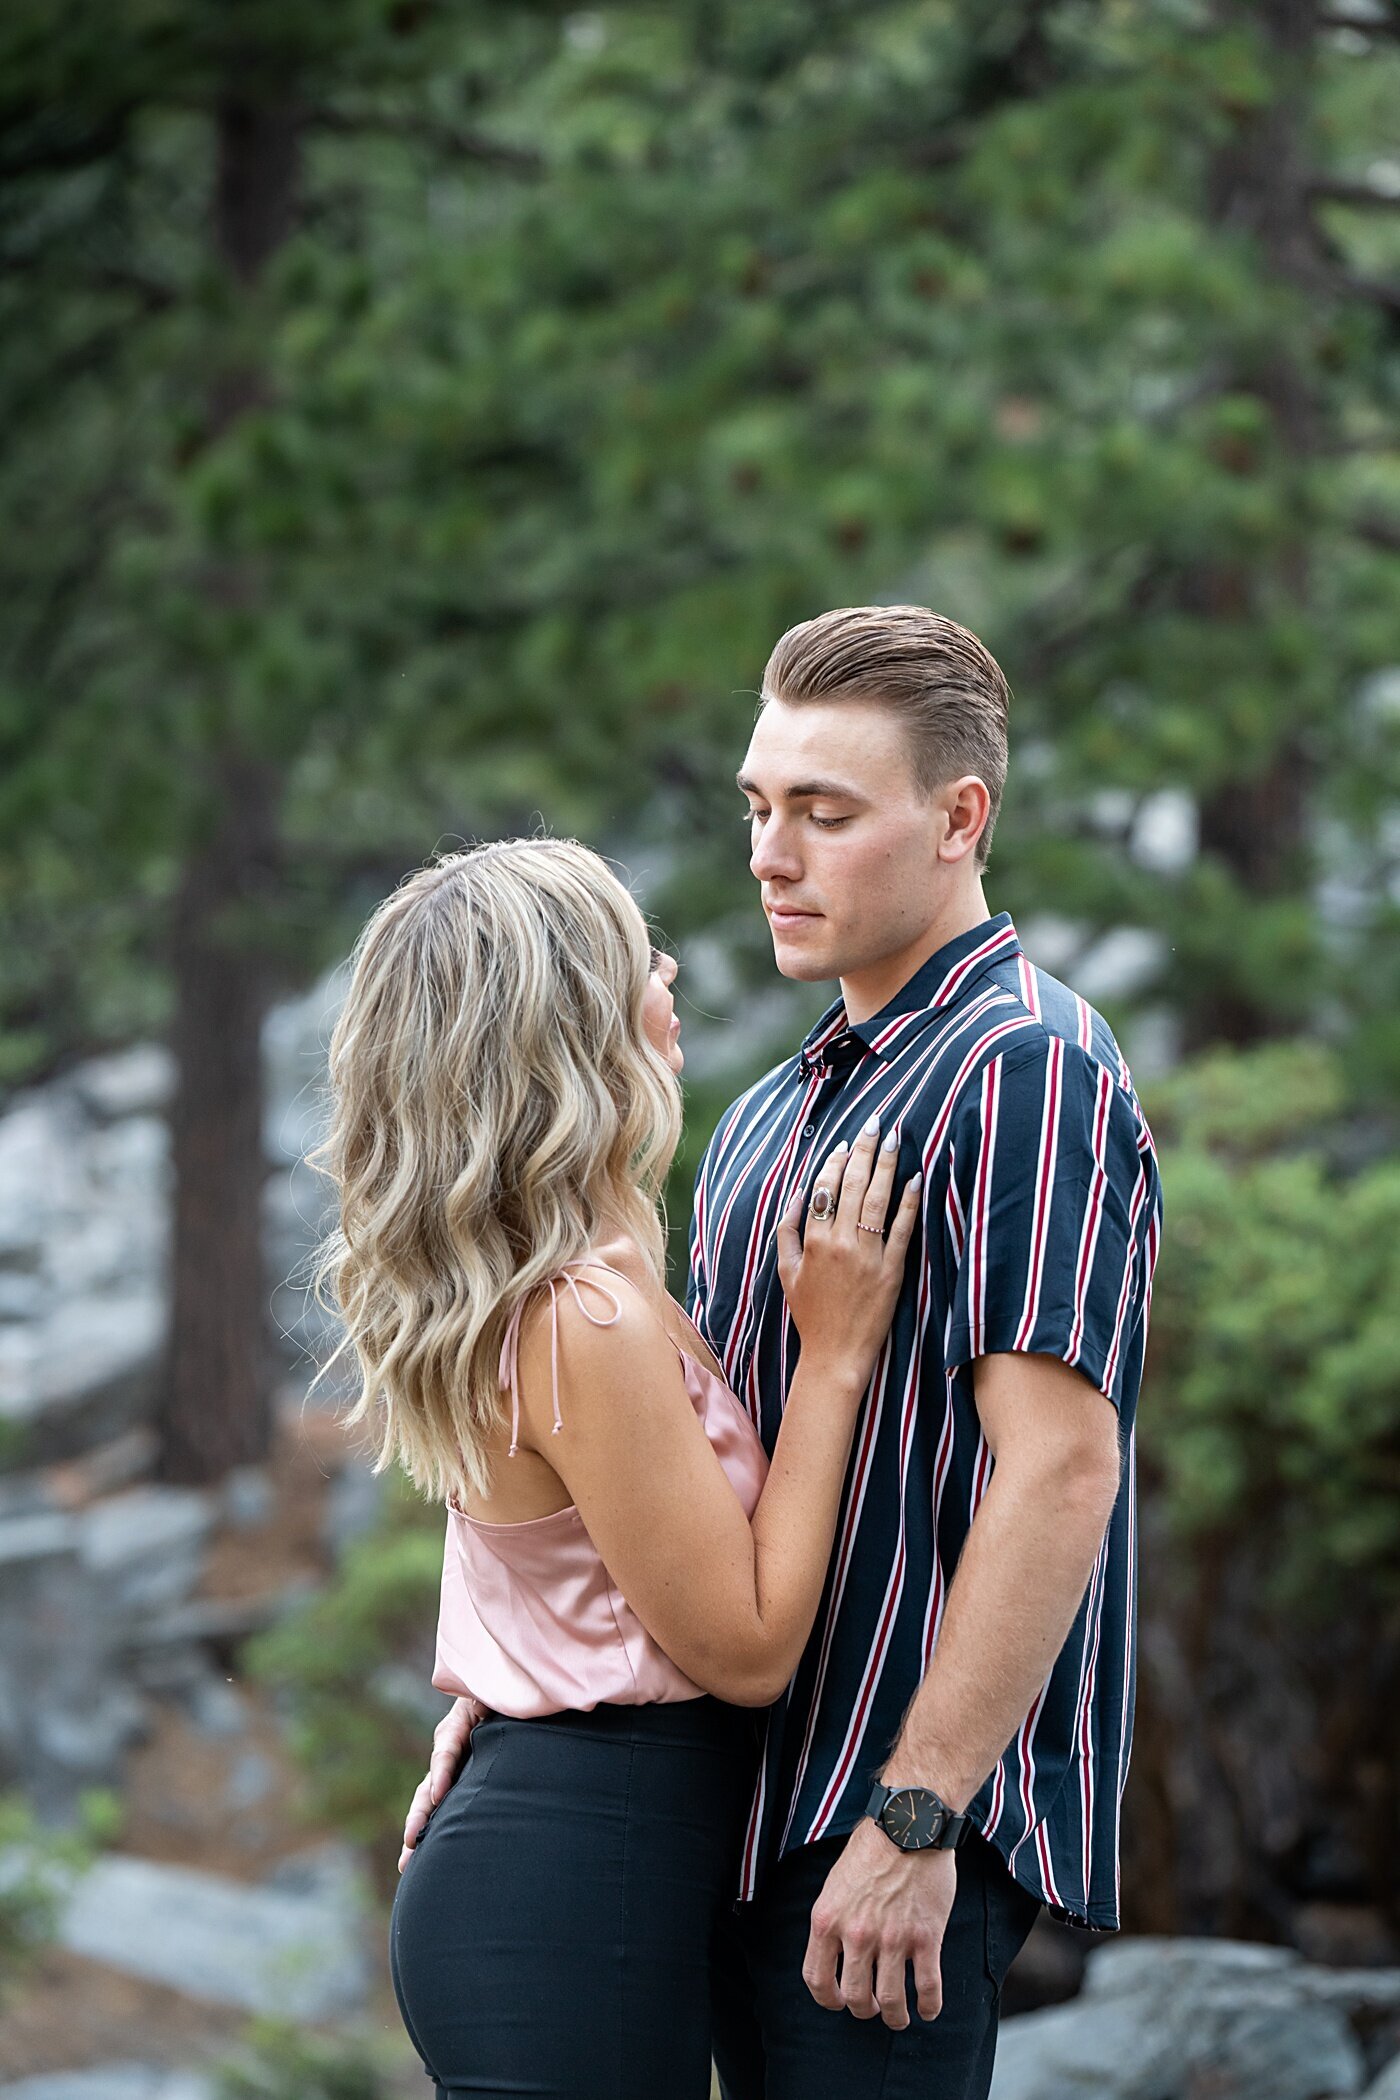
[
  {"xmin": 941, "ymin": 1039, "xmax": 1159, "ymax": 1410},
  {"xmin": 685, "ymin": 1151, "xmax": 710, "ymax": 1327}
]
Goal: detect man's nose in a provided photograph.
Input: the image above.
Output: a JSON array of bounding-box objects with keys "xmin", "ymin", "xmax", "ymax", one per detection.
[{"xmin": 750, "ymin": 817, "xmax": 802, "ymax": 883}]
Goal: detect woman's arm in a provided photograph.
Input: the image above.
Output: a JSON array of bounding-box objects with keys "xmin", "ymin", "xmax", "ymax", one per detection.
[{"xmin": 522, "ymin": 1122, "xmax": 920, "ymax": 1705}]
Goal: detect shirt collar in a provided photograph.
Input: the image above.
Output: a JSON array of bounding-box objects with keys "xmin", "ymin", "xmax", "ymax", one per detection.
[{"xmin": 798, "ymin": 913, "xmax": 1023, "ymax": 1074}]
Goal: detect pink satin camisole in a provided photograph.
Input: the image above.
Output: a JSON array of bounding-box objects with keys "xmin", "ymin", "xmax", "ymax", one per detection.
[{"xmin": 432, "ymin": 1260, "xmax": 770, "ymax": 1717}]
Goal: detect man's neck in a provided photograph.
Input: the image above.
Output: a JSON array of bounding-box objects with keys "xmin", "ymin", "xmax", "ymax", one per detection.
[{"xmin": 839, "ymin": 886, "xmax": 991, "ymax": 1026}]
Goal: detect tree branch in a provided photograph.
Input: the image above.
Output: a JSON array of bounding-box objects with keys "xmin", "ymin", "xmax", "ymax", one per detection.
[
  {"xmin": 1340, "ymin": 272, "xmax": 1400, "ymax": 318},
  {"xmin": 1310, "ymin": 178, "xmax": 1400, "ymax": 211},
  {"xmin": 305, "ymin": 106, "xmax": 543, "ymax": 175},
  {"xmin": 1316, "ymin": 8, "xmax": 1400, "ymax": 37},
  {"xmin": 1350, "ymin": 512, "xmax": 1400, "ymax": 554},
  {"xmin": 907, "ymin": 128, "xmax": 972, "ymax": 172},
  {"xmin": 0, "ymin": 248, "xmax": 176, "ymax": 312},
  {"xmin": 0, "ymin": 110, "xmax": 134, "ymax": 182}
]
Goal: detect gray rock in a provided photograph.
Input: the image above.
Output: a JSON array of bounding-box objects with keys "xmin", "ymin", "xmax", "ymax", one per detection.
[
  {"xmin": 70, "ymin": 1044, "xmax": 175, "ymax": 1121},
  {"xmin": 129, "ymin": 1641, "xmax": 220, "ymax": 1699},
  {"xmin": 322, "ymin": 1460, "xmax": 386, "ymax": 1556},
  {"xmin": 370, "ymin": 1659, "xmax": 454, "ymax": 1734},
  {"xmin": 1292, "ymin": 1965, "xmax": 1400, "ymax": 2015},
  {"xmin": 0, "ymin": 1510, "xmax": 145, "ymax": 1808},
  {"xmin": 183, "ymin": 1673, "xmax": 251, "ymax": 1739},
  {"xmin": 224, "ymin": 1749, "xmax": 275, "ymax": 1811},
  {"xmin": 0, "ymin": 1272, "xmax": 43, "ymax": 1320},
  {"xmin": 42, "ymin": 1426, "xmax": 159, "ymax": 1506},
  {"xmin": 0, "ymin": 1292, "xmax": 166, "ymax": 1465},
  {"xmin": 263, "ymin": 1838, "xmax": 365, "ymax": 1905},
  {"xmin": 264, "ymin": 1161, "xmax": 340, "ymax": 1372},
  {"xmin": 132, "ymin": 1582, "xmax": 316, "ymax": 1653},
  {"xmin": 57, "ymin": 1853, "xmax": 370, "ymax": 2019},
  {"xmin": 1363, "ymin": 2056, "xmax": 1400, "ymax": 2100},
  {"xmin": 0, "ymin": 977, "xmax": 354, "ymax": 1466},
  {"xmin": 78, "ymin": 1485, "xmax": 214, "ymax": 1615},
  {"xmin": 218, "ymin": 1464, "xmax": 273, "ymax": 1530},
  {"xmin": 0, "ymin": 1099, "xmax": 77, "ymax": 1262},
  {"xmin": 34, "ymin": 1689, "xmax": 148, "ymax": 1776},
  {"xmin": 990, "ymin": 1936, "xmax": 1369, "ymax": 2100},
  {"xmin": 260, "ymin": 970, "xmax": 342, "ymax": 1168},
  {"xmin": 0, "ymin": 1091, "xmax": 167, "ymax": 1290},
  {"xmin": 0, "ymin": 1470, "xmax": 55, "ymax": 1520},
  {"xmin": 0, "ymin": 1060, "xmax": 171, "ymax": 1465},
  {"xmin": 0, "ymin": 2070, "xmax": 214, "ymax": 2100}
]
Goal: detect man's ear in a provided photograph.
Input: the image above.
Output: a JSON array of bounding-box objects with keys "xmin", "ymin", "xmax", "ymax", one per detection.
[{"xmin": 937, "ymin": 776, "xmax": 991, "ymax": 864}]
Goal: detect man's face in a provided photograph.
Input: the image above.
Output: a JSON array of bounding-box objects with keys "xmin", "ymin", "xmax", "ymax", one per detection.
[{"xmin": 738, "ymin": 697, "xmax": 962, "ymax": 985}]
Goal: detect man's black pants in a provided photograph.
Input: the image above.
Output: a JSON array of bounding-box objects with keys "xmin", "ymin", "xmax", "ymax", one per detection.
[{"xmin": 711, "ymin": 1830, "xmax": 1042, "ymax": 2100}]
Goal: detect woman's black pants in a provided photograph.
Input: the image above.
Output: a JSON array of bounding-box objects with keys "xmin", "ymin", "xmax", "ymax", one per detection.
[{"xmin": 389, "ymin": 1696, "xmax": 759, "ymax": 2099}]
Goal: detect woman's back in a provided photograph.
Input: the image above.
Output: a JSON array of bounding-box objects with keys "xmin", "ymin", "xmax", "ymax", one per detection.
[{"xmin": 432, "ymin": 1257, "xmax": 770, "ymax": 1717}]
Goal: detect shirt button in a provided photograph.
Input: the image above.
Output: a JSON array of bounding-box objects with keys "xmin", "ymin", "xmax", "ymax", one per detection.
[{"xmin": 802, "ymin": 1123, "xmax": 815, "ymax": 1138}]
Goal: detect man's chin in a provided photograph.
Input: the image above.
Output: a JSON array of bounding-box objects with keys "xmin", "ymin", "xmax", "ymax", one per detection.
[{"xmin": 770, "ymin": 944, "xmax": 836, "ymax": 983}]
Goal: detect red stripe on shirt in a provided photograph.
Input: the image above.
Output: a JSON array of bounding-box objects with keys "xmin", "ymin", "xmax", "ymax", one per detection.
[{"xmin": 1013, "ymin": 1038, "xmax": 1064, "ymax": 1351}]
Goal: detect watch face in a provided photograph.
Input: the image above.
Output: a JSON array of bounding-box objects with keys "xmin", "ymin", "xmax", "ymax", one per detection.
[{"xmin": 881, "ymin": 1788, "xmax": 947, "ymax": 1850}]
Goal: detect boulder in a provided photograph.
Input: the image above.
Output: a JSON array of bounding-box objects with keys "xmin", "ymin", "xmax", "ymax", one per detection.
[
  {"xmin": 0, "ymin": 1511, "xmax": 146, "ymax": 1810},
  {"xmin": 77, "ymin": 1484, "xmax": 215, "ymax": 1616},
  {"xmin": 0, "ymin": 1293, "xmax": 166, "ymax": 1466},
  {"xmin": 56, "ymin": 1852, "xmax": 371, "ymax": 2020},
  {"xmin": 69, "ymin": 1044, "xmax": 175, "ymax": 1122},
  {"xmin": 0, "ymin": 2070, "xmax": 213, "ymax": 2100},
  {"xmin": 990, "ymin": 1937, "xmax": 1371, "ymax": 2100},
  {"xmin": 259, "ymin": 970, "xmax": 342, "ymax": 1170},
  {"xmin": 321, "ymin": 1459, "xmax": 386, "ymax": 1558},
  {"xmin": 0, "ymin": 1067, "xmax": 166, "ymax": 1468}
]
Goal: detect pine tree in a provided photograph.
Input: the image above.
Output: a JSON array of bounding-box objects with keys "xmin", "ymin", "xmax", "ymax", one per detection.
[
  {"xmin": 4, "ymin": 0, "xmax": 1397, "ymax": 1484},
  {"xmin": 475, "ymin": 0, "xmax": 1400, "ymax": 1076},
  {"xmin": 0, "ymin": 1, "xmax": 570, "ymax": 1480}
]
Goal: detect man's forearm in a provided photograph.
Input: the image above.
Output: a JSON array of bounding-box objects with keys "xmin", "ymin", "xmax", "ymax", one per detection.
[{"xmin": 881, "ymin": 1455, "xmax": 1117, "ymax": 1810}]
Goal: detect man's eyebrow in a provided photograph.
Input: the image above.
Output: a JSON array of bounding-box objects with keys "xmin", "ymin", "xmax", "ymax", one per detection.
[{"xmin": 735, "ymin": 771, "xmax": 866, "ymax": 801}]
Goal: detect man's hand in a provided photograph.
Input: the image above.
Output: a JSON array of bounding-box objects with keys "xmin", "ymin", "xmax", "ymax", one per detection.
[
  {"xmin": 397, "ymin": 1696, "xmax": 482, "ymax": 1873},
  {"xmin": 803, "ymin": 1819, "xmax": 958, "ymax": 2029}
]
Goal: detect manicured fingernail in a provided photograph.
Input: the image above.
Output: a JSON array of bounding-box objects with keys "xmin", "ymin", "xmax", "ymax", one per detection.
[
  {"xmin": 882, "ymin": 1129, "xmax": 899, "ymax": 1152},
  {"xmin": 831, "ymin": 1140, "xmax": 848, "ymax": 1153},
  {"xmin": 862, "ymin": 1114, "xmax": 880, "ymax": 1136},
  {"xmin": 910, "ymin": 1171, "xmax": 923, "ymax": 1189}
]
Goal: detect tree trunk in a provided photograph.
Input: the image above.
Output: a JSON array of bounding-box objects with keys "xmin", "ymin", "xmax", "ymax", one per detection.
[
  {"xmin": 1181, "ymin": 0, "xmax": 1323, "ymax": 1052},
  {"xmin": 157, "ymin": 757, "xmax": 281, "ymax": 1483},
  {"xmin": 154, "ymin": 86, "xmax": 299, "ymax": 1484}
]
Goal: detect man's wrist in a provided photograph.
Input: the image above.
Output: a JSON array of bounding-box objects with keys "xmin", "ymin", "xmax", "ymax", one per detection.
[
  {"xmin": 863, "ymin": 1778, "xmax": 974, "ymax": 1853},
  {"xmin": 878, "ymin": 1756, "xmax": 973, "ymax": 1816}
]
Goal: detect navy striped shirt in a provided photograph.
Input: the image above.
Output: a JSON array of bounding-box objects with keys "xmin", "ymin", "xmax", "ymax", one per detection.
[{"xmin": 686, "ymin": 912, "xmax": 1163, "ymax": 1930}]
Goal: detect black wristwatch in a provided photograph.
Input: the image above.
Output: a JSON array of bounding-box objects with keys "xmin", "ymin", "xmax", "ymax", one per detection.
[{"xmin": 864, "ymin": 1781, "xmax": 971, "ymax": 1853}]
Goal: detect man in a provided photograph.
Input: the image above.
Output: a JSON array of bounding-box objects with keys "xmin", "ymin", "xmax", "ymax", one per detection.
[{"xmin": 402, "ymin": 606, "xmax": 1163, "ymax": 2100}]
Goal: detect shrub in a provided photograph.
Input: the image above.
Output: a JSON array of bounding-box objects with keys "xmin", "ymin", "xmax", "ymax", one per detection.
[
  {"xmin": 245, "ymin": 1469, "xmax": 447, "ymax": 1882},
  {"xmin": 0, "ymin": 1788, "xmax": 122, "ymax": 2001},
  {"xmin": 213, "ymin": 2015, "xmax": 390, "ymax": 2100},
  {"xmin": 1142, "ymin": 1041, "xmax": 1400, "ymax": 1617}
]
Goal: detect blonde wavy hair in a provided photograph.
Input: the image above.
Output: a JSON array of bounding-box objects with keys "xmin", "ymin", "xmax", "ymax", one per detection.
[{"xmin": 309, "ymin": 838, "xmax": 682, "ymax": 1506}]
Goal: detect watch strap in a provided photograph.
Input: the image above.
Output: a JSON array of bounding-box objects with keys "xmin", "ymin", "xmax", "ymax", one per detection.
[{"xmin": 864, "ymin": 1780, "xmax": 972, "ymax": 1851}]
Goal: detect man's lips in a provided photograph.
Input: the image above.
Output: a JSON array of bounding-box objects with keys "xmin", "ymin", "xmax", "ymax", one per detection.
[{"xmin": 767, "ymin": 904, "xmax": 822, "ymax": 928}]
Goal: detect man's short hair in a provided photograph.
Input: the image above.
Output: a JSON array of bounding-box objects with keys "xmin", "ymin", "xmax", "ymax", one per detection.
[{"xmin": 761, "ymin": 606, "xmax": 1011, "ymax": 868}]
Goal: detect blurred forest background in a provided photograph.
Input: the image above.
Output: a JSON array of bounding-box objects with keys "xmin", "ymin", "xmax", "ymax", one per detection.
[{"xmin": 2, "ymin": 0, "xmax": 1400, "ymax": 2086}]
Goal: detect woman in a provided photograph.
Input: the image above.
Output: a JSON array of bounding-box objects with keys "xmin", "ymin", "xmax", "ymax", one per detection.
[{"xmin": 313, "ymin": 838, "xmax": 919, "ymax": 2100}]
